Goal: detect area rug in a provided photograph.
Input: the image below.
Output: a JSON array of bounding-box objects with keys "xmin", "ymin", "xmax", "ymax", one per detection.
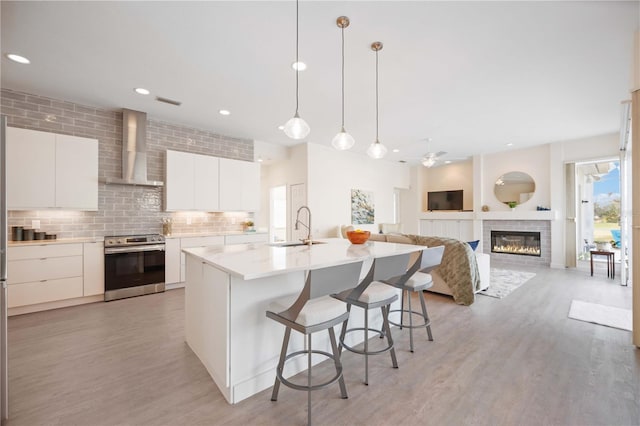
[
  {"xmin": 480, "ymin": 268, "xmax": 536, "ymax": 299},
  {"xmin": 568, "ymin": 300, "xmax": 632, "ymax": 331}
]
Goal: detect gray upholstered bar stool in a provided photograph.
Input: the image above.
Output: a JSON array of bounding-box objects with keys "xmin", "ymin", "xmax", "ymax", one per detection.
[
  {"xmin": 266, "ymin": 261, "xmax": 364, "ymax": 426},
  {"xmin": 385, "ymin": 245, "xmax": 445, "ymax": 352},
  {"xmin": 332, "ymin": 253, "xmax": 411, "ymax": 385}
]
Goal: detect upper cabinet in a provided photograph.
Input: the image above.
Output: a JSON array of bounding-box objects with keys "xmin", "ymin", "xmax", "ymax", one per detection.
[
  {"xmin": 219, "ymin": 157, "xmax": 260, "ymax": 212},
  {"xmin": 7, "ymin": 127, "xmax": 99, "ymax": 210},
  {"xmin": 165, "ymin": 150, "xmax": 220, "ymax": 211},
  {"xmin": 165, "ymin": 150, "xmax": 259, "ymax": 212}
]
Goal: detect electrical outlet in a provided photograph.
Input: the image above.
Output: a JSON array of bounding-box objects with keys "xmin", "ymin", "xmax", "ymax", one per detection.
[{"xmin": 32, "ymin": 220, "xmax": 40, "ymax": 229}]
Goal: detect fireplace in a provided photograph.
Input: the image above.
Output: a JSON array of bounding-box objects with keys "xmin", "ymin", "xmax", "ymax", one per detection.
[{"xmin": 491, "ymin": 231, "xmax": 541, "ymax": 257}]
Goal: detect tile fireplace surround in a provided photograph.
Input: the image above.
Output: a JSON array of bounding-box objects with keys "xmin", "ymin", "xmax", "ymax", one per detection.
[{"xmin": 483, "ymin": 220, "xmax": 551, "ymax": 266}]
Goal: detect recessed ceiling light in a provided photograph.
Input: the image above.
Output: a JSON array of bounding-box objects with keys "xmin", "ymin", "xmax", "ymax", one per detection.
[
  {"xmin": 257, "ymin": 157, "xmax": 263, "ymax": 162},
  {"xmin": 444, "ymin": 160, "xmax": 452, "ymax": 164},
  {"xmin": 219, "ymin": 109, "xmax": 230, "ymax": 116},
  {"xmin": 291, "ymin": 61, "xmax": 307, "ymax": 71},
  {"xmin": 278, "ymin": 125, "xmax": 285, "ymax": 130},
  {"xmin": 506, "ymin": 142, "xmax": 513, "ymax": 146},
  {"xmin": 134, "ymin": 87, "xmax": 150, "ymax": 95},
  {"xmin": 392, "ymin": 149, "xmax": 400, "ymax": 153},
  {"xmin": 6, "ymin": 53, "xmax": 30, "ymax": 64}
]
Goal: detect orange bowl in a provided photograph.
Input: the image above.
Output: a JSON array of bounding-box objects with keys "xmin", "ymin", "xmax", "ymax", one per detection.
[{"xmin": 346, "ymin": 230, "xmax": 371, "ymax": 244}]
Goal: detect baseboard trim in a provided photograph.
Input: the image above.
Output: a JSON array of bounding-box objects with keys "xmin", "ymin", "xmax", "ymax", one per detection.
[{"xmin": 8, "ymin": 295, "xmax": 104, "ymax": 316}]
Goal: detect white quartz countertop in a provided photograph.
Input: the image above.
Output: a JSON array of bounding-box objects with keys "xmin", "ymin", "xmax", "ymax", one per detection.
[
  {"xmin": 8, "ymin": 237, "xmax": 103, "ymax": 246},
  {"xmin": 165, "ymin": 231, "xmax": 268, "ymax": 239},
  {"xmin": 182, "ymin": 238, "xmax": 424, "ymax": 280}
]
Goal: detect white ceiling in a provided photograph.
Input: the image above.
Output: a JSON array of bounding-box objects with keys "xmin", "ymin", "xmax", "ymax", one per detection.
[{"xmin": 1, "ymin": 1, "xmax": 638, "ymax": 164}]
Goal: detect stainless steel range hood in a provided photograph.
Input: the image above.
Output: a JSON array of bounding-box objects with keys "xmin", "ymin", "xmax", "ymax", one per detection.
[{"xmin": 103, "ymin": 109, "xmax": 163, "ymax": 187}]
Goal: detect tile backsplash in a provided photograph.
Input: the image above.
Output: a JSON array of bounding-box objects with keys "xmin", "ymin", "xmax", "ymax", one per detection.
[{"xmin": 1, "ymin": 88, "xmax": 254, "ymax": 239}]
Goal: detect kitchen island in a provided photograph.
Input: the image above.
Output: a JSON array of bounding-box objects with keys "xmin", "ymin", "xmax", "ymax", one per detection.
[{"xmin": 182, "ymin": 238, "xmax": 424, "ymax": 404}]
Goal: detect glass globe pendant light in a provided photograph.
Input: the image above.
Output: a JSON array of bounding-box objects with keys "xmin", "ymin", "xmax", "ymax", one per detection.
[
  {"xmin": 331, "ymin": 16, "xmax": 355, "ymax": 151},
  {"xmin": 283, "ymin": 0, "xmax": 310, "ymax": 140},
  {"xmin": 366, "ymin": 41, "xmax": 387, "ymax": 159}
]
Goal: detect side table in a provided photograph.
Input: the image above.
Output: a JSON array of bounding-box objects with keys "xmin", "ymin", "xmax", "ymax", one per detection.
[{"xmin": 590, "ymin": 250, "xmax": 615, "ymax": 279}]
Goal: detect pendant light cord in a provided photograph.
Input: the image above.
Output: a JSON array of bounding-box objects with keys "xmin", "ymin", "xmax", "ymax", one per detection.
[
  {"xmin": 341, "ymin": 25, "xmax": 345, "ymax": 129},
  {"xmin": 375, "ymin": 48, "xmax": 379, "ymax": 142},
  {"xmin": 295, "ymin": 0, "xmax": 300, "ymax": 115}
]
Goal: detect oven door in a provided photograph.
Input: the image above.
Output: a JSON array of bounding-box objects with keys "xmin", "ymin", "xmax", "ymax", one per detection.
[{"xmin": 104, "ymin": 245, "xmax": 165, "ymax": 294}]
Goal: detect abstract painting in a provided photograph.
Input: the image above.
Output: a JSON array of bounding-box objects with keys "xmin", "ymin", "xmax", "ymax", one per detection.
[{"xmin": 351, "ymin": 189, "xmax": 374, "ymax": 224}]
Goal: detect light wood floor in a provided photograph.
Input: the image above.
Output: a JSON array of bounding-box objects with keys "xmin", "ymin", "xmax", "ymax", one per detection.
[{"xmin": 6, "ymin": 263, "xmax": 639, "ymax": 426}]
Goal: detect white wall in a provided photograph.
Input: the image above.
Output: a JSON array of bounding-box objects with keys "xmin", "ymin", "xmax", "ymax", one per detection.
[
  {"xmin": 422, "ymin": 160, "xmax": 474, "ymax": 211},
  {"xmin": 481, "ymin": 144, "xmax": 551, "ymax": 212},
  {"xmin": 306, "ymin": 143, "xmax": 411, "ymax": 238}
]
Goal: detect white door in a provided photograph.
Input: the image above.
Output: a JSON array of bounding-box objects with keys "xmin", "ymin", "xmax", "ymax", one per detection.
[
  {"xmin": 290, "ymin": 183, "xmax": 306, "ymax": 242},
  {"xmin": 269, "ymin": 185, "xmax": 287, "ymax": 243}
]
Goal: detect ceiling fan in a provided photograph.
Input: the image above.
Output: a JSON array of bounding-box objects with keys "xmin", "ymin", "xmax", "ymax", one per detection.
[
  {"xmin": 421, "ymin": 150, "xmax": 447, "ymax": 168},
  {"xmin": 419, "ymin": 138, "xmax": 447, "ymax": 168}
]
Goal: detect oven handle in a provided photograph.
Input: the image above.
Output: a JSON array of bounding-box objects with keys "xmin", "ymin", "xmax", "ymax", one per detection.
[{"xmin": 104, "ymin": 244, "xmax": 166, "ymax": 254}]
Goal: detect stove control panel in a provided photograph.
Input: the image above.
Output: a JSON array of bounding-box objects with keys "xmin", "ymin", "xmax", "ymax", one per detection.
[{"xmin": 104, "ymin": 234, "xmax": 165, "ymax": 247}]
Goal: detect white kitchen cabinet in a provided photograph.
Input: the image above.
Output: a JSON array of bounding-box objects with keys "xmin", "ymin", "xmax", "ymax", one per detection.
[
  {"xmin": 165, "ymin": 150, "xmax": 220, "ymax": 211},
  {"xmin": 56, "ymin": 134, "xmax": 99, "ymax": 210},
  {"xmin": 180, "ymin": 236, "xmax": 225, "ymax": 282},
  {"xmin": 165, "ymin": 238, "xmax": 182, "ymax": 285},
  {"xmin": 6, "ymin": 127, "xmax": 98, "ymax": 210},
  {"xmin": 420, "ymin": 219, "xmax": 474, "ymax": 241},
  {"xmin": 219, "ymin": 158, "xmax": 260, "ymax": 212},
  {"xmin": 194, "ymin": 154, "xmax": 220, "ymax": 211},
  {"xmin": 83, "ymin": 241, "xmax": 104, "ymax": 296},
  {"xmin": 165, "ymin": 150, "xmax": 195, "ymax": 211},
  {"xmin": 6, "ymin": 127, "xmax": 56, "ymax": 209},
  {"xmin": 7, "ymin": 243, "xmax": 84, "ymax": 308}
]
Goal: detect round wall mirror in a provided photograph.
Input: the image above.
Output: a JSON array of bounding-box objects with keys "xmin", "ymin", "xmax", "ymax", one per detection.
[{"xmin": 494, "ymin": 171, "xmax": 536, "ymax": 206}]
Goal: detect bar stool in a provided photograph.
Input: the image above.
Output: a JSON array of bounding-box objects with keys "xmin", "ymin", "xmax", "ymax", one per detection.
[
  {"xmin": 385, "ymin": 245, "xmax": 445, "ymax": 352},
  {"xmin": 266, "ymin": 261, "xmax": 364, "ymax": 426},
  {"xmin": 332, "ymin": 253, "xmax": 411, "ymax": 385}
]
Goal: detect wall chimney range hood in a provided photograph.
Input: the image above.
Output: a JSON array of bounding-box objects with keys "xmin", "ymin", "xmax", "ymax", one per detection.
[{"xmin": 102, "ymin": 109, "xmax": 163, "ymax": 187}]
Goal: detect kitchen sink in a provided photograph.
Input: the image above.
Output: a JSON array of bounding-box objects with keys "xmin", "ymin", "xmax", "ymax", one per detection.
[{"xmin": 269, "ymin": 241, "xmax": 327, "ymax": 247}]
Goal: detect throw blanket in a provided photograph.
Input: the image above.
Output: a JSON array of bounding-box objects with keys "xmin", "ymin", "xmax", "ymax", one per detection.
[{"xmin": 405, "ymin": 235, "xmax": 480, "ymax": 306}]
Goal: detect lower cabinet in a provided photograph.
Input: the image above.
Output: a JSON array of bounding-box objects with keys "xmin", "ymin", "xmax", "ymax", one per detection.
[
  {"xmin": 420, "ymin": 219, "xmax": 474, "ymax": 241},
  {"xmin": 83, "ymin": 241, "xmax": 104, "ymax": 296},
  {"xmin": 165, "ymin": 233, "xmax": 269, "ymax": 285},
  {"xmin": 7, "ymin": 243, "xmax": 84, "ymax": 308}
]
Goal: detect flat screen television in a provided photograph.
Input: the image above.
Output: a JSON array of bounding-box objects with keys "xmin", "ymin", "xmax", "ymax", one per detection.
[{"xmin": 427, "ymin": 190, "xmax": 463, "ymax": 211}]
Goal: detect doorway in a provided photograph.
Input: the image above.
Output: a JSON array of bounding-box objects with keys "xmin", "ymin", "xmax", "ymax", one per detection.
[
  {"xmin": 269, "ymin": 185, "xmax": 286, "ymax": 243},
  {"xmin": 575, "ymin": 159, "xmax": 623, "ymax": 277}
]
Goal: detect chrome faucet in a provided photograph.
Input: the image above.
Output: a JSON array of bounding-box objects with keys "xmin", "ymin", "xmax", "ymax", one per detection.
[{"xmin": 295, "ymin": 205, "xmax": 312, "ymax": 245}]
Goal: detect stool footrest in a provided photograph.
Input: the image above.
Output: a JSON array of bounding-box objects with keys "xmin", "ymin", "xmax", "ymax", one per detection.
[
  {"xmin": 340, "ymin": 327, "xmax": 394, "ymax": 356},
  {"xmin": 388, "ymin": 308, "xmax": 431, "ymax": 329},
  {"xmin": 276, "ymin": 349, "xmax": 343, "ymax": 392}
]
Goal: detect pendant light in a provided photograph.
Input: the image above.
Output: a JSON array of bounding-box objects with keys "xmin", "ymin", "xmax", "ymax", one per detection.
[
  {"xmin": 283, "ymin": 0, "xmax": 310, "ymax": 140},
  {"xmin": 331, "ymin": 16, "xmax": 355, "ymax": 151},
  {"xmin": 366, "ymin": 41, "xmax": 387, "ymax": 159}
]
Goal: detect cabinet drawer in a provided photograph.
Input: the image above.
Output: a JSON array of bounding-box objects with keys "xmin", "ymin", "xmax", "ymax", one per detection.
[
  {"xmin": 225, "ymin": 234, "xmax": 268, "ymax": 245},
  {"xmin": 8, "ymin": 256, "xmax": 83, "ymax": 284},
  {"xmin": 8, "ymin": 243, "xmax": 83, "ymax": 261},
  {"xmin": 8, "ymin": 276, "xmax": 84, "ymax": 308},
  {"xmin": 180, "ymin": 236, "xmax": 225, "ymax": 249}
]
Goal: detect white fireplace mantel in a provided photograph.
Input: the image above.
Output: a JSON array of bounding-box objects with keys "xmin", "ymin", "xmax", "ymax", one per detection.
[
  {"xmin": 478, "ymin": 210, "xmax": 556, "ymax": 221},
  {"xmin": 419, "ymin": 210, "xmax": 557, "ymax": 221}
]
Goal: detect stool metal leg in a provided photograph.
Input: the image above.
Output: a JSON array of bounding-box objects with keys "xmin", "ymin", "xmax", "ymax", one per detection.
[
  {"xmin": 307, "ymin": 333, "xmax": 312, "ymax": 426},
  {"xmin": 364, "ymin": 309, "xmax": 369, "ymax": 385},
  {"xmin": 328, "ymin": 326, "xmax": 348, "ymax": 399},
  {"xmin": 271, "ymin": 327, "xmax": 292, "ymax": 401},
  {"xmin": 382, "ymin": 305, "xmax": 398, "ymax": 368},
  {"xmin": 338, "ymin": 304, "xmax": 352, "ymax": 353},
  {"xmin": 407, "ymin": 290, "xmax": 414, "ymax": 353},
  {"xmin": 418, "ymin": 291, "xmax": 433, "ymax": 341},
  {"xmin": 399, "ymin": 290, "xmax": 405, "ymax": 329}
]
